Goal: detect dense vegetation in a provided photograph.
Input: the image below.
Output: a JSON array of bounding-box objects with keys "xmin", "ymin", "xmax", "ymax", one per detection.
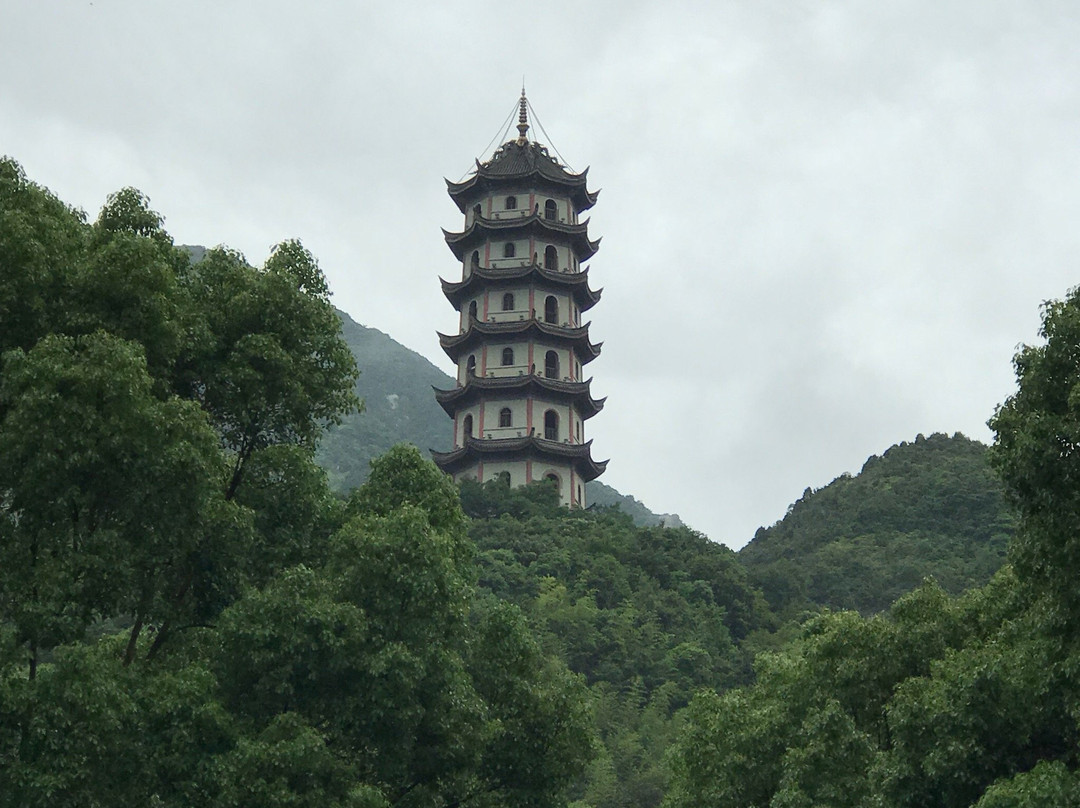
[
  {"xmin": 6, "ymin": 156, "xmax": 1077, "ymax": 808},
  {"xmin": 0, "ymin": 159, "xmax": 592, "ymax": 807},
  {"xmin": 740, "ymin": 432, "xmax": 1014, "ymax": 616},
  {"xmin": 457, "ymin": 479, "xmax": 774, "ymax": 807},
  {"xmin": 665, "ymin": 288, "xmax": 1080, "ymax": 808}
]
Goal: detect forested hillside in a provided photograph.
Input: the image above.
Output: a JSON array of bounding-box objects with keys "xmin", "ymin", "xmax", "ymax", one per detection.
[
  {"xmin": 316, "ymin": 309, "xmax": 452, "ymax": 490},
  {"xmin": 457, "ymin": 479, "xmax": 774, "ymax": 808},
  {"xmin": 0, "ymin": 161, "xmax": 593, "ymax": 807},
  {"xmin": 8, "ymin": 158, "xmax": 1079, "ymax": 808},
  {"xmin": 664, "ymin": 288, "xmax": 1080, "ymax": 808},
  {"xmin": 739, "ymin": 432, "xmax": 1014, "ymax": 616}
]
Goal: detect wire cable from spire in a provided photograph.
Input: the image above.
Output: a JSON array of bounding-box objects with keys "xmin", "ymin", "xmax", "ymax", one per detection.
[
  {"xmin": 527, "ymin": 98, "xmax": 577, "ymax": 173},
  {"xmin": 455, "ymin": 97, "xmax": 518, "ymax": 182}
]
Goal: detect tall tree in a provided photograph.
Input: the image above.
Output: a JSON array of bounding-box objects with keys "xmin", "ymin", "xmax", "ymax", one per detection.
[
  {"xmin": 0, "ymin": 332, "xmax": 232, "ymax": 673},
  {"xmin": 990, "ymin": 286, "xmax": 1080, "ymax": 628}
]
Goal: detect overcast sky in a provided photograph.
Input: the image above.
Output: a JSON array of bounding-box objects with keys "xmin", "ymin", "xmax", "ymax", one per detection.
[{"xmin": 4, "ymin": 1, "xmax": 1079, "ymax": 548}]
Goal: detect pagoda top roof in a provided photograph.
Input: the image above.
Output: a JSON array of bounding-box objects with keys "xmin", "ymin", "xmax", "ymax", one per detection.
[
  {"xmin": 431, "ymin": 435, "xmax": 608, "ymax": 482},
  {"xmin": 437, "ymin": 319, "xmax": 602, "ymax": 364},
  {"xmin": 440, "ymin": 264, "xmax": 602, "ymax": 311},
  {"xmin": 446, "ymin": 140, "xmax": 599, "ymax": 213},
  {"xmin": 443, "ymin": 212, "xmax": 601, "ymax": 262},
  {"xmin": 433, "ymin": 375, "xmax": 605, "ymax": 419}
]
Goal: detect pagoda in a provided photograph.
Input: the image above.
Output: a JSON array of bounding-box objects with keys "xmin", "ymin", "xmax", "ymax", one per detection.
[{"xmin": 432, "ymin": 91, "xmax": 607, "ymax": 506}]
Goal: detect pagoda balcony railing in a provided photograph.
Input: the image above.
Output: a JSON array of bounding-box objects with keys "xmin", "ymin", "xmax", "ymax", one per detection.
[
  {"xmin": 465, "ymin": 312, "xmax": 581, "ymax": 328},
  {"xmin": 485, "ymin": 363, "xmax": 531, "ymax": 378},
  {"xmin": 484, "ymin": 426, "xmax": 529, "ymax": 439},
  {"xmin": 465, "ymin": 259, "xmax": 582, "ymax": 275},
  {"xmin": 485, "ymin": 257, "xmax": 534, "ymax": 270},
  {"xmin": 485, "ymin": 310, "xmax": 530, "ymax": 323},
  {"xmin": 484, "ymin": 209, "xmax": 530, "ymax": 222},
  {"xmin": 477, "ymin": 209, "xmax": 570, "ymax": 225},
  {"xmin": 456, "ymin": 367, "xmax": 585, "ymax": 387},
  {"xmin": 479, "ymin": 426, "xmax": 579, "ymax": 443}
]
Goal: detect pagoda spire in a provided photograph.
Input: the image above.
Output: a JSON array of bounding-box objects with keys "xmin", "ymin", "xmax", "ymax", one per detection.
[{"xmin": 516, "ymin": 86, "xmax": 529, "ymax": 144}]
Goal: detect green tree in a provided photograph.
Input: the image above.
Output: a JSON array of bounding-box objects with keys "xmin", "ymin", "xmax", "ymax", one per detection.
[
  {"xmin": 990, "ymin": 286, "xmax": 1080, "ymax": 627},
  {"xmin": 0, "ymin": 160, "xmax": 87, "ymax": 364},
  {"xmin": 216, "ymin": 447, "xmax": 593, "ymax": 808},
  {"xmin": 974, "ymin": 761, "xmax": 1080, "ymax": 808},
  {"xmin": 0, "ymin": 332, "xmax": 233, "ymax": 673},
  {"xmin": 175, "ymin": 242, "xmax": 359, "ymax": 500}
]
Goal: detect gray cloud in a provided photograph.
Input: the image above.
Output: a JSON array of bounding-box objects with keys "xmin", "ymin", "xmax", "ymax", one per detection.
[{"xmin": 3, "ymin": 1, "xmax": 1078, "ymax": 546}]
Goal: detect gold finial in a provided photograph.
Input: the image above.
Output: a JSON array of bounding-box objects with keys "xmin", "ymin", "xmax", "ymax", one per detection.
[{"xmin": 516, "ymin": 85, "xmax": 529, "ymax": 144}]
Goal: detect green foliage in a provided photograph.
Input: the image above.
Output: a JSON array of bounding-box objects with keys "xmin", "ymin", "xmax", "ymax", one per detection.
[
  {"xmin": 990, "ymin": 286, "xmax": 1080, "ymax": 628},
  {"xmin": 586, "ymin": 480, "xmax": 666, "ymax": 527},
  {"xmin": 348, "ymin": 443, "xmax": 468, "ymax": 537},
  {"xmin": 460, "ymin": 480, "xmax": 773, "ymax": 808},
  {"xmin": 882, "ymin": 610, "xmax": 1075, "ymax": 808},
  {"xmin": 740, "ymin": 432, "xmax": 1014, "ymax": 616},
  {"xmin": 0, "ymin": 638, "xmax": 228, "ymax": 807},
  {"xmin": 0, "ymin": 331, "xmax": 233, "ymax": 666},
  {"xmin": 459, "ymin": 476, "xmax": 563, "ymax": 520},
  {"xmin": 668, "ymin": 286, "xmax": 1080, "ymax": 808},
  {"xmin": 11, "ymin": 155, "xmax": 1070, "ymax": 808},
  {"xmin": 664, "ymin": 573, "xmax": 1051, "ymax": 808},
  {"xmin": 974, "ymin": 761, "xmax": 1080, "ymax": 808},
  {"xmin": 0, "ymin": 158, "xmax": 88, "ymax": 365},
  {"xmin": 0, "ymin": 163, "xmax": 592, "ymax": 807},
  {"xmin": 176, "ymin": 243, "xmax": 359, "ymax": 497},
  {"xmin": 214, "ymin": 448, "xmax": 592, "ymax": 808}
]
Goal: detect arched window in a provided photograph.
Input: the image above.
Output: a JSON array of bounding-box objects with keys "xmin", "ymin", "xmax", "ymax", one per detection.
[
  {"xmin": 545, "ymin": 350, "xmax": 559, "ymax": 379},
  {"xmin": 499, "ymin": 407, "xmax": 512, "ymax": 428},
  {"xmin": 497, "ymin": 470, "xmax": 511, "ymax": 486},
  {"xmin": 544, "ymin": 410, "xmax": 559, "ymax": 441},
  {"xmin": 544, "ymin": 472, "xmax": 561, "ymax": 494},
  {"xmin": 471, "ymin": 250, "xmax": 479, "ymax": 267},
  {"xmin": 576, "ymin": 420, "xmax": 581, "ymax": 442},
  {"xmin": 544, "ymin": 199, "xmax": 558, "ymax": 221},
  {"xmin": 473, "ymin": 204, "xmax": 482, "ymax": 219},
  {"xmin": 544, "ymin": 245, "xmax": 558, "ymax": 270},
  {"xmin": 503, "ymin": 242, "xmax": 516, "ymax": 258},
  {"xmin": 544, "ymin": 296, "xmax": 558, "ymax": 324},
  {"xmin": 463, "ymin": 414, "xmax": 473, "ymax": 438},
  {"xmin": 466, "ymin": 354, "xmax": 476, "ymax": 376},
  {"xmin": 468, "ymin": 300, "xmax": 477, "ymax": 320},
  {"xmin": 502, "ymin": 292, "xmax": 514, "ymax": 311},
  {"xmin": 505, "ymin": 195, "xmax": 517, "ymax": 210},
  {"xmin": 501, "ymin": 347, "xmax": 514, "ymax": 366},
  {"xmin": 578, "ymin": 484, "xmax": 582, "ymax": 504}
]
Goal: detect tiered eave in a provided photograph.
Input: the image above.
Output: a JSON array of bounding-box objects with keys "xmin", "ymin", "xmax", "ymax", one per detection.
[
  {"xmin": 437, "ymin": 320, "xmax": 602, "ymax": 364},
  {"xmin": 445, "ymin": 139, "xmax": 599, "ymax": 212},
  {"xmin": 443, "ymin": 213, "xmax": 601, "ymax": 262},
  {"xmin": 431, "ymin": 435, "xmax": 608, "ymax": 482},
  {"xmin": 440, "ymin": 264, "xmax": 603, "ymax": 311}
]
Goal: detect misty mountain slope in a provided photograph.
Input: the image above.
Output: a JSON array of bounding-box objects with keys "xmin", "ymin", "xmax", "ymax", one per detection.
[
  {"xmin": 315, "ymin": 309, "xmax": 453, "ymax": 491},
  {"xmin": 738, "ymin": 432, "xmax": 1015, "ymax": 616}
]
